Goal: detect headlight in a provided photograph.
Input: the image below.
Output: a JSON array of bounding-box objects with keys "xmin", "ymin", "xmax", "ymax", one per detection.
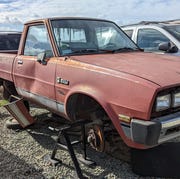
[
  {"xmin": 173, "ymin": 92, "xmax": 180, "ymax": 107},
  {"xmin": 156, "ymin": 94, "xmax": 171, "ymax": 111}
]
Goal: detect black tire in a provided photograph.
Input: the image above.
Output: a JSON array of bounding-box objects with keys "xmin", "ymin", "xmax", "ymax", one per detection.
[
  {"xmin": 3, "ymin": 81, "xmax": 30, "ymax": 111},
  {"xmin": 2, "ymin": 89, "xmax": 10, "ymax": 100},
  {"xmin": 0, "ymin": 79, "xmax": 3, "ymax": 86},
  {"xmin": 2, "ymin": 81, "xmax": 30, "ymax": 111},
  {"xmin": 3, "ymin": 81, "xmax": 30, "ymax": 129},
  {"xmin": 2, "ymin": 81, "xmax": 18, "ymax": 100}
]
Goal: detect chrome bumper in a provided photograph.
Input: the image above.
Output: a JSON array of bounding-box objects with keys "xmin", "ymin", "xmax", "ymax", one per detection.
[{"xmin": 154, "ymin": 112, "xmax": 180, "ymax": 143}]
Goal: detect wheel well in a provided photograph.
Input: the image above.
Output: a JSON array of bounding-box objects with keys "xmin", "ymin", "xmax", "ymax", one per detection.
[
  {"xmin": 66, "ymin": 93, "xmax": 108, "ymax": 121},
  {"xmin": 66, "ymin": 93, "xmax": 126, "ymax": 154},
  {"xmin": 0, "ymin": 78, "xmax": 3, "ymax": 86}
]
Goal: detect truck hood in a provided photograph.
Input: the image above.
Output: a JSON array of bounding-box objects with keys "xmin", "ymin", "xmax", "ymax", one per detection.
[{"xmin": 72, "ymin": 52, "xmax": 180, "ymax": 87}]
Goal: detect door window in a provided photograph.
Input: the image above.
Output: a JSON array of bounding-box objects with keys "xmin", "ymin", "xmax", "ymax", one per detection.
[
  {"xmin": 137, "ymin": 28, "xmax": 170, "ymax": 51},
  {"xmin": 24, "ymin": 25, "xmax": 53, "ymax": 56}
]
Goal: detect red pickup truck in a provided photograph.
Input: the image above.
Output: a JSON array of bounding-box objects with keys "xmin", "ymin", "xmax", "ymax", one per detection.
[{"xmin": 0, "ymin": 17, "xmax": 180, "ymax": 150}]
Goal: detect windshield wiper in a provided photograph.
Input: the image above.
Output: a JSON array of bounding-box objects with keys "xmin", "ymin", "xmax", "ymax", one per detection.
[
  {"xmin": 98, "ymin": 47, "xmax": 139, "ymax": 53},
  {"xmin": 71, "ymin": 49, "xmax": 98, "ymax": 54},
  {"xmin": 111, "ymin": 47, "xmax": 139, "ymax": 53},
  {"xmin": 98, "ymin": 49, "xmax": 115, "ymax": 53},
  {"xmin": 67, "ymin": 47, "xmax": 139, "ymax": 55}
]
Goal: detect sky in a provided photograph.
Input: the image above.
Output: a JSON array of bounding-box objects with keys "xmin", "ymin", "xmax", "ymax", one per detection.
[{"xmin": 0, "ymin": 0, "xmax": 179, "ymax": 31}]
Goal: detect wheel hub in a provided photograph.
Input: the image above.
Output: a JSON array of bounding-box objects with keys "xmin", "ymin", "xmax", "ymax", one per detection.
[{"xmin": 87, "ymin": 124, "xmax": 105, "ymax": 152}]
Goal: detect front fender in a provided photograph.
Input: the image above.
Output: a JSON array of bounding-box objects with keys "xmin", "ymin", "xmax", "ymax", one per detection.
[{"xmin": 64, "ymin": 84, "xmax": 146, "ymax": 149}]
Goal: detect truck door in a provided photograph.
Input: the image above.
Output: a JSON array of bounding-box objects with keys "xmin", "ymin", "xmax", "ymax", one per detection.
[{"xmin": 13, "ymin": 24, "xmax": 58, "ymax": 111}]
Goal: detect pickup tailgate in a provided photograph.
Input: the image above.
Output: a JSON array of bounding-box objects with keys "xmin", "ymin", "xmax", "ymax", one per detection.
[{"xmin": 0, "ymin": 53, "xmax": 16, "ymax": 82}]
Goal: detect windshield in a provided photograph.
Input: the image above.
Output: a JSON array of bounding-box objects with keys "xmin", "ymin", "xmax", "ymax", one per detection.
[
  {"xmin": 164, "ymin": 25, "xmax": 180, "ymax": 42},
  {"xmin": 51, "ymin": 19, "xmax": 138, "ymax": 56}
]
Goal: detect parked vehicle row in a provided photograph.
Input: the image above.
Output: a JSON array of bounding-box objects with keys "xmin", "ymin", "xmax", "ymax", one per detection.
[{"xmin": 122, "ymin": 20, "xmax": 180, "ymax": 56}]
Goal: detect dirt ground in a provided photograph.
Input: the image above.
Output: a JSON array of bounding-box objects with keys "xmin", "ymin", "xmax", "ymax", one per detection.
[
  {"xmin": 0, "ymin": 87, "xmax": 179, "ymax": 179},
  {"xmin": 0, "ymin": 88, "xmax": 141, "ymax": 179}
]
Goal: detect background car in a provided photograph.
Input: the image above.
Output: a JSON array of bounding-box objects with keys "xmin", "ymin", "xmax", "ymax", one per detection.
[
  {"xmin": 122, "ymin": 19, "xmax": 180, "ymax": 56},
  {"xmin": 0, "ymin": 31, "xmax": 21, "ymax": 54}
]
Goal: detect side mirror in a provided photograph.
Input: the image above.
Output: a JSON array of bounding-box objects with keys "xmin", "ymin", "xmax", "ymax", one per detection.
[
  {"xmin": 37, "ymin": 52, "xmax": 47, "ymax": 65},
  {"xmin": 158, "ymin": 42, "xmax": 178, "ymax": 53}
]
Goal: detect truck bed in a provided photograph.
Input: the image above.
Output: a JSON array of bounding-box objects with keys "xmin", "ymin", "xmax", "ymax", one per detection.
[{"xmin": 0, "ymin": 53, "xmax": 17, "ymax": 82}]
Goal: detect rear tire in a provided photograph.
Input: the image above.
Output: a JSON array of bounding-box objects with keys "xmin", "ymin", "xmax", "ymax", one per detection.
[
  {"xmin": 2, "ymin": 81, "xmax": 30, "ymax": 129},
  {"xmin": 2, "ymin": 81, "xmax": 29, "ymax": 110},
  {"xmin": 2, "ymin": 81, "xmax": 18, "ymax": 100}
]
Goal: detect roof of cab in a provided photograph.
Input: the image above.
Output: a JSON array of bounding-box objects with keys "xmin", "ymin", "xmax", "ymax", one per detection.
[{"xmin": 25, "ymin": 17, "xmax": 114, "ymax": 25}]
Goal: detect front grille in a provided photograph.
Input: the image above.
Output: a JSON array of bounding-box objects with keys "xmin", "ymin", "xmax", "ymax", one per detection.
[
  {"xmin": 151, "ymin": 106, "xmax": 180, "ymax": 118},
  {"xmin": 165, "ymin": 126, "xmax": 180, "ymax": 136}
]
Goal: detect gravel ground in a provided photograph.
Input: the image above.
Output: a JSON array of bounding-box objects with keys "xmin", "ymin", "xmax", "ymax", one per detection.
[{"xmin": 0, "ymin": 87, "xmax": 176, "ymax": 179}]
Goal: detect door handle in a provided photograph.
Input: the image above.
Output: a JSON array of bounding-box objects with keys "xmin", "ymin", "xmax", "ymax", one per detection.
[{"xmin": 17, "ymin": 60, "xmax": 23, "ymax": 64}]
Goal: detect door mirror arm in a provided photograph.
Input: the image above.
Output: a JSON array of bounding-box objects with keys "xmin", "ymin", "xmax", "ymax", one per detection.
[{"xmin": 37, "ymin": 52, "xmax": 47, "ymax": 65}]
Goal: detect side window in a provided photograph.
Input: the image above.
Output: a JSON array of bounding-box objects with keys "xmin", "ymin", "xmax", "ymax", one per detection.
[
  {"xmin": 124, "ymin": 30, "xmax": 133, "ymax": 38},
  {"xmin": 24, "ymin": 25, "xmax": 53, "ymax": 56},
  {"xmin": 137, "ymin": 28, "xmax": 170, "ymax": 51}
]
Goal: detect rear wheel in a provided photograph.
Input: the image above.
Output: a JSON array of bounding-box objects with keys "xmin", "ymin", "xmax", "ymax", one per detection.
[
  {"xmin": 2, "ymin": 81, "xmax": 30, "ymax": 129},
  {"xmin": 2, "ymin": 81, "xmax": 29, "ymax": 109},
  {"xmin": 2, "ymin": 81, "xmax": 18, "ymax": 100}
]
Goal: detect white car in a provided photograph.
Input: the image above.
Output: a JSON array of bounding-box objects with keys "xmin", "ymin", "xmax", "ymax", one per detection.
[{"xmin": 122, "ymin": 20, "xmax": 180, "ymax": 56}]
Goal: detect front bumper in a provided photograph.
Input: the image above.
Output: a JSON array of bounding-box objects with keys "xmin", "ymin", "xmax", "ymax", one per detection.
[{"xmin": 129, "ymin": 112, "xmax": 180, "ymax": 146}]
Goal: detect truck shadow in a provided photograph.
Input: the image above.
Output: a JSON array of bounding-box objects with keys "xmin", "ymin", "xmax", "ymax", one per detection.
[
  {"xmin": 4, "ymin": 104, "xmax": 177, "ymax": 178},
  {"xmin": 25, "ymin": 109, "xmax": 137, "ymax": 179},
  {"xmin": 0, "ymin": 106, "xmax": 12, "ymax": 119},
  {"xmin": 0, "ymin": 147, "xmax": 45, "ymax": 178}
]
